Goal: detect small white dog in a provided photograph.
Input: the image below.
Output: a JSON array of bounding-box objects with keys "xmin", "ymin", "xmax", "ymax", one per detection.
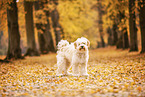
[{"xmin": 56, "ymin": 37, "xmax": 90, "ymax": 76}]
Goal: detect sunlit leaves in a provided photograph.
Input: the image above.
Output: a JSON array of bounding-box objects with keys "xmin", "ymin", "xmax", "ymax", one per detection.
[
  {"xmin": 102, "ymin": 0, "xmax": 129, "ymax": 29},
  {"xmin": 35, "ymin": 10, "xmax": 47, "ymax": 24},
  {"xmin": 58, "ymin": 0, "xmax": 97, "ymax": 43}
]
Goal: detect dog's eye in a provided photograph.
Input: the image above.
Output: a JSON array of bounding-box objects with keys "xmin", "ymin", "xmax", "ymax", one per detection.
[{"xmin": 83, "ymin": 42, "xmax": 86, "ymax": 44}]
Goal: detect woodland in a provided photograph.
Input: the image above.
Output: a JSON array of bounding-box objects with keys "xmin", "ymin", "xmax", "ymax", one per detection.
[{"xmin": 0, "ymin": 0, "xmax": 145, "ymax": 97}]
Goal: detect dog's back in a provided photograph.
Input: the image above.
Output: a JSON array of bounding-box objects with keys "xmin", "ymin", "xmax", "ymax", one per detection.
[
  {"xmin": 57, "ymin": 40, "xmax": 75, "ymax": 62},
  {"xmin": 57, "ymin": 40, "xmax": 69, "ymax": 52}
]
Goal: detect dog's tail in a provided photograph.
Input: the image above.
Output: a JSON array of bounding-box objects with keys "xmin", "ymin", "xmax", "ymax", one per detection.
[{"xmin": 57, "ymin": 40, "xmax": 69, "ymax": 51}]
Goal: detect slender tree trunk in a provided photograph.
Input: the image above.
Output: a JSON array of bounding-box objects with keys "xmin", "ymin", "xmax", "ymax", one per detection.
[
  {"xmin": 6, "ymin": 0, "xmax": 22, "ymax": 60},
  {"xmin": 38, "ymin": 32, "xmax": 47, "ymax": 54},
  {"xmin": 129, "ymin": 0, "xmax": 138, "ymax": 51},
  {"xmin": 117, "ymin": 11, "xmax": 129, "ymax": 49},
  {"xmin": 45, "ymin": 11, "xmax": 55, "ymax": 52},
  {"xmin": 24, "ymin": 1, "xmax": 39, "ymax": 56},
  {"xmin": 107, "ymin": 27, "xmax": 113, "ymax": 45},
  {"xmin": 34, "ymin": 1, "xmax": 55, "ymax": 53},
  {"xmin": 116, "ymin": 29, "xmax": 129, "ymax": 49},
  {"xmin": 112, "ymin": 22, "xmax": 118, "ymax": 45},
  {"xmin": 97, "ymin": 0, "xmax": 105, "ymax": 47},
  {"xmin": 0, "ymin": 31, "xmax": 3, "ymax": 49},
  {"xmin": 34, "ymin": 1, "xmax": 48, "ymax": 54},
  {"xmin": 51, "ymin": 8, "xmax": 61, "ymax": 45},
  {"xmin": 116, "ymin": 35, "xmax": 123, "ymax": 49},
  {"xmin": 37, "ymin": 22, "xmax": 55, "ymax": 53},
  {"xmin": 139, "ymin": 0, "xmax": 145, "ymax": 53},
  {"xmin": 122, "ymin": 27, "xmax": 129, "ymax": 49}
]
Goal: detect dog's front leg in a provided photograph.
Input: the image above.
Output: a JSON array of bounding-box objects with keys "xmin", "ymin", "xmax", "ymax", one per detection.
[
  {"xmin": 72, "ymin": 62, "xmax": 79, "ymax": 76},
  {"xmin": 80, "ymin": 63, "xmax": 89, "ymax": 76},
  {"xmin": 56, "ymin": 64, "xmax": 64, "ymax": 76},
  {"xmin": 56, "ymin": 56, "xmax": 66, "ymax": 76}
]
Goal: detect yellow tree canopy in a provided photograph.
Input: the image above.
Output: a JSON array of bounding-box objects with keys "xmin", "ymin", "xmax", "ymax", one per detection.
[{"xmin": 58, "ymin": 0, "xmax": 98, "ymax": 48}]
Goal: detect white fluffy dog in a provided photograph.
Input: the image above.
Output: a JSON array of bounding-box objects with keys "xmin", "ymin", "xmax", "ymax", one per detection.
[{"xmin": 56, "ymin": 37, "xmax": 90, "ymax": 76}]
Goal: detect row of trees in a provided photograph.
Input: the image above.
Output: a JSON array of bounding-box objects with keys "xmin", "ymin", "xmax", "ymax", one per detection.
[
  {"xmin": 0, "ymin": 0, "xmax": 99, "ymax": 60},
  {"xmin": 0, "ymin": 0, "xmax": 63, "ymax": 60},
  {"xmin": 97, "ymin": 0, "xmax": 145, "ymax": 53}
]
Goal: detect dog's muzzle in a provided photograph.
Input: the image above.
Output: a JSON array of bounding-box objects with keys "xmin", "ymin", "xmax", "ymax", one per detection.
[{"xmin": 79, "ymin": 46, "xmax": 86, "ymax": 51}]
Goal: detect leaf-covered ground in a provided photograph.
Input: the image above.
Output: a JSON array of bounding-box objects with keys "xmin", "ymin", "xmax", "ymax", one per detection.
[{"xmin": 0, "ymin": 47, "xmax": 145, "ymax": 97}]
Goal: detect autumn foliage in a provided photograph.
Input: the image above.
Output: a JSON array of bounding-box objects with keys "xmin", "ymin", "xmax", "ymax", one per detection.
[
  {"xmin": 0, "ymin": 48, "xmax": 145, "ymax": 96},
  {"xmin": 0, "ymin": 0, "xmax": 145, "ymax": 96},
  {"xmin": 0, "ymin": 0, "xmax": 145, "ymax": 56}
]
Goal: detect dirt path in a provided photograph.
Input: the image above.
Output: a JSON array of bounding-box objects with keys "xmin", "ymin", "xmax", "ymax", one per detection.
[{"xmin": 0, "ymin": 47, "xmax": 145, "ymax": 97}]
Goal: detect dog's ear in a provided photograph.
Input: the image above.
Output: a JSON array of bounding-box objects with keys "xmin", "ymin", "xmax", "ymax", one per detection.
[
  {"xmin": 87, "ymin": 40, "xmax": 90, "ymax": 47},
  {"xmin": 74, "ymin": 42, "xmax": 77, "ymax": 49}
]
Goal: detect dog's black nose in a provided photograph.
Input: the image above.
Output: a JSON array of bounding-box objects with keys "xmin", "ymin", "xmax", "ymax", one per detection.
[{"xmin": 81, "ymin": 46, "xmax": 84, "ymax": 48}]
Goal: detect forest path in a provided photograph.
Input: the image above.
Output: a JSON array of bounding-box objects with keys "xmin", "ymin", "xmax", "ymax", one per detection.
[{"xmin": 0, "ymin": 47, "xmax": 145, "ymax": 97}]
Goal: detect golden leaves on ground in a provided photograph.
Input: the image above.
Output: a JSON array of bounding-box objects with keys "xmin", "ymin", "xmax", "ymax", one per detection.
[{"xmin": 0, "ymin": 47, "xmax": 145, "ymax": 97}]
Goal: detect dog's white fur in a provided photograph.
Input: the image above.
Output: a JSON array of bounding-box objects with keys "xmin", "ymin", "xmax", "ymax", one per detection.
[{"xmin": 56, "ymin": 37, "xmax": 90, "ymax": 76}]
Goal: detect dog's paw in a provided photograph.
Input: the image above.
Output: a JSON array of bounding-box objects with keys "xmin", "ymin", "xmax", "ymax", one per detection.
[
  {"xmin": 56, "ymin": 73, "xmax": 64, "ymax": 77},
  {"xmin": 66, "ymin": 72, "xmax": 72, "ymax": 76},
  {"xmin": 72, "ymin": 74, "xmax": 80, "ymax": 77},
  {"xmin": 81, "ymin": 73, "xmax": 89, "ymax": 76}
]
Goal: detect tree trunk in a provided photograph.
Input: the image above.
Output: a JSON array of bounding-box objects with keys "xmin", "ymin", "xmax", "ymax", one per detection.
[
  {"xmin": 51, "ymin": 8, "xmax": 61, "ymax": 45},
  {"xmin": 37, "ymin": 22, "xmax": 55, "ymax": 54},
  {"xmin": 116, "ymin": 35, "xmax": 123, "ymax": 49},
  {"xmin": 116, "ymin": 29, "xmax": 129, "ymax": 49},
  {"xmin": 44, "ymin": 9, "xmax": 55, "ymax": 52},
  {"xmin": 0, "ymin": 59, "xmax": 10, "ymax": 63},
  {"xmin": 112, "ymin": 22, "xmax": 118, "ymax": 45},
  {"xmin": 24, "ymin": 1, "xmax": 39, "ymax": 56},
  {"xmin": 97, "ymin": 0, "xmax": 105, "ymax": 47},
  {"xmin": 139, "ymin": 0, "xmax": 145, "ymax": 53},
  {"xmin": 6, "ymin": 0, "xmax": 22, "ymax": 60},
  {"xmin": 34, "ymin": 1, "xmax": 55, "ymax": 53},
  {"xmin": 0, "ymin": 31, "xmax": 3, "ymax": 49},
  {"xmin": 129, "ymin": 0, "xmax": 138, "ymax": 52},
  {"xmin": 122, "ymin": 27, "xmax": 129, "ymax": 49},
  {"xmin": 107, "ymin": 27, "xmax": 113, "ymax": 45},
  {"xmin": 117, "ymin": 11, "xmax": 129, "ymax": 49},
  {"xmin": 38, "ymin": 32, "xmax": 48, "ymax": 54},
  {"xmin": 34, "ymin": 1, "xmax": 48, "ymax": 54}
]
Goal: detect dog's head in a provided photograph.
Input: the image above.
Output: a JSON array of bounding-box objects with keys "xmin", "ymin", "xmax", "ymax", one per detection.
[{"xmin": 74, "ymin": 37, "xmax": 90, "ymax": 52}]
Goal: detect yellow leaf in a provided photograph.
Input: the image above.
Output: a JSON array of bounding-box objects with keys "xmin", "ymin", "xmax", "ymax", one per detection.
[{"xmin": 137, "ymin": 86, "xmax": 142, "ymax": 92}]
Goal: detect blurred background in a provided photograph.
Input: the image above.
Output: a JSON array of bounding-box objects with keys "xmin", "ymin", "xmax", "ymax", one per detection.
[{"xmin": 0, "ymin": 0, "xmax": 145, "ymax": 59}]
